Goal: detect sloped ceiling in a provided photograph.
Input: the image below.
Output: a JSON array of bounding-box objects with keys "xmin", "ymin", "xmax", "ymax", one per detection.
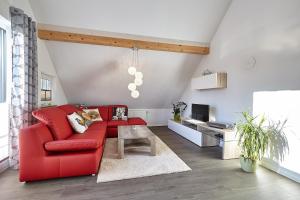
[{"xmin": 29, "ymin": 0, "xmax": 232, "ymax": 108}]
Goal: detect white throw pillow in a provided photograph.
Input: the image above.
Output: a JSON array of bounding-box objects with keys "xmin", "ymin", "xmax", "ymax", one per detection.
[
  {"xmin": 112, "ymin": 107, "xmax": 128, "ymax": 120},
  {"xmin": 67, "ymin": 112, "xmax": 88, "ymax": 133},
  {"xmin": 83, "ymin": 108, "xmax": 103, "ymax": 121}
]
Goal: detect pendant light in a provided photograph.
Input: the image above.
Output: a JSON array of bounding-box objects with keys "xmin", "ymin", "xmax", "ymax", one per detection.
[
  {"xmin": 128, "ymin": 47, "xmax": 143, "ymax": 98},
  {"xmin": 128, "ymin": 66, "xmax": 136, "ymax": 76},
  {"xmin": 128, "ymin": 83, "xmax": 136, "ymax": 91},
  {"xmin": 131, "ymin": 90, "xmax": 139, "ymax": 98},
  {"xmin": 134, "ymin": 78, "xmax": 143, "ymax": 86},
  {"xmin": 128, "ymin": 47, "xmax": 137, "ymax": 75}
]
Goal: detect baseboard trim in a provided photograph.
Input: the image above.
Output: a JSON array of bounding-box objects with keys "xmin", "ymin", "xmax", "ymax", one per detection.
[
  {"xmin": 148, "ymin": 123, "xmax": 167, "ymax": 127},
  {"xmin": 261, "ymin": 158, "xmax": 300, "ymax": 183},
  {"xmin": 0, "ymin": 158, "xmax": 9, "ymax": 173}
]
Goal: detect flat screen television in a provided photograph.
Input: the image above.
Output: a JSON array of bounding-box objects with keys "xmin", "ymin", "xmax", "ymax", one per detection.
[{"xmin": 192, "ymin": 104, "xmax": 209, "ymax": 122}]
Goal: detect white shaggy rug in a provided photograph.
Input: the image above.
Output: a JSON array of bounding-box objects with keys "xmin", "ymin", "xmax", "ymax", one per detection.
[{"xmin": 97, "ymin": 136, "xmax": 191, "ymax": 183}]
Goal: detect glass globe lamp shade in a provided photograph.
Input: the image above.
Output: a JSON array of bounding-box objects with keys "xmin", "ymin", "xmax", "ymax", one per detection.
[
  {"xmin": 131, "ymin": 90, "xmax": 139, "ymax": 98},
  {"xmin": 128, "ymin": 66, "xmax": 136, "ymax": 75},
  {"xmin": 128, "ymin": 83, "xmax": 136, "ymax": 91},
  {"xmin": 134, "ymin": 78, "xmax": 143, "ymax": 86},
  {"xmin": 135, "ymin": 71, "xmax": 143, "ymax": 79}
]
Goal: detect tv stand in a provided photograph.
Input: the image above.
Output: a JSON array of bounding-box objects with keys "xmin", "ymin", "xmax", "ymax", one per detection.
[{"xmin": 168, "ymin": 118, "xmax": 240, "ymax": 159}]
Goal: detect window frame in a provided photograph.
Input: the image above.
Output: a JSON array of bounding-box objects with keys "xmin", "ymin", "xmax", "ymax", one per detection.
[
  {"xmin": 0, "ymin": 16, "xmax": 11, "ymax": 103},
  {"xmin": 0, "ymin": 15, "xmax": 12, "ymax": 163},
  {"xmin": 40, "ymin": 73, "xmax": 53, "ymax": 102},
  {"xmin": 0, "ymin": 27, "xmax": 7, "ymax": 103}
]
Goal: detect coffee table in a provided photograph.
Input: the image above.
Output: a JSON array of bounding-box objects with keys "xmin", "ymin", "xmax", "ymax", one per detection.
[{"xmin": 118, "ymin": 125, "xmax": 156, "ymax": 159}]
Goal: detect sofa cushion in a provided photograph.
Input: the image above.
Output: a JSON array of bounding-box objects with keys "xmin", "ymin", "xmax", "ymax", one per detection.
[
  {"xmin": 76, "ymin": 111, "xmax": 93, "ymax": 127},
  {"xmin": 68, "ymin": 126, "xmax": 106, "ymax": 146},
  {"xmin": 32, "ymin": 107, "xmax": 73, "ymax": 140},
  {"xmin": 128, "ymin": 117, "xmax": 147, "ymax": 125},
  {"xmin": 45, "ymin": 139, "xmax": 98, "ymax": 152},
  {"xmin": 112, "ymin": 107, "xmax": 128, "ymax": 120},
  {"xmin": 108, "ymin": 105, "xmax": 128, "ymax": 120},
  {"xmin": 67, "ymin": 112, "xmax": 88, "ymax": 134},
  {"xmin": 83, "ymin": 108, "xmax": 103, "ymax": 121},
  {"xmin": 107, "ymin": 120, "xmax": 128, "ymax": 127},
  {"xmin": 87, "ymin": 106, "xmax": 109, "ymax": 121},
  {"xmin": 58, "ymin": 104, "xmax": 81, "ymax": 114},
  {"xmin": 88, "ymin": 121, "xmax": 108, "ymax": 131}
]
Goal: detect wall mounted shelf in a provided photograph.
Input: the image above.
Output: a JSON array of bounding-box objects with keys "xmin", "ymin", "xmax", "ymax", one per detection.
[{"xmin": 191, "ymin": 72, "xmax": 227, "ymax": 90}]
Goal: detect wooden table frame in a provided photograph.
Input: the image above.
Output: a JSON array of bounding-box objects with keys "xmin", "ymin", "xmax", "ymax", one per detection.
[{"xmin": 118, "ymin": 125, "xmax": 156, "ymax": 159}]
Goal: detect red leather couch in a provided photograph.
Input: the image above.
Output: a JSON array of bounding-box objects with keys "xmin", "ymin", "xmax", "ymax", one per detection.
[{"xmin": 19, "ymin": 104, "xmax": 146, "ymax": 182}]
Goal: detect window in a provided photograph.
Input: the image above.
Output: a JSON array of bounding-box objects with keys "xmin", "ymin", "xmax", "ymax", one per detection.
[
  {"xmin": 40, "ymin": 73, "xmax": 53, "ymax": 101},
  {"xmin": 0, "ymin": 27, "xmax": 6, "ymax": 103},
  {"xmin": 0, "ymin": 15, "xmax": 11, "ymax": 162},
  {"xmin": 253, "ymin": 91, "xmax": 300, "ymax": 181}
]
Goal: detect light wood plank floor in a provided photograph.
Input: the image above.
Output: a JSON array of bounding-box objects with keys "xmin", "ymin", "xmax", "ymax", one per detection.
[{"xmin": 0, "ymin": 126, "xmax": 299, "ymax": 200}]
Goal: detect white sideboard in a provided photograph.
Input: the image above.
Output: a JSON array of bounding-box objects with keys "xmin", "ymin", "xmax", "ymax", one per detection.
[{"xmin": 168, "ymin": 119, "xmax": 240, "ymax": 159}]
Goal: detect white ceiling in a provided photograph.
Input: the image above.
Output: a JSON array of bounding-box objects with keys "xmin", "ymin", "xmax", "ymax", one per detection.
[
  {"xmin": 28, "ymin": 0, "xmax": 232, "ymax": 108},
  {"xmin": 29, "ymin": 0, "xmax": 232, "ymax": 42}
]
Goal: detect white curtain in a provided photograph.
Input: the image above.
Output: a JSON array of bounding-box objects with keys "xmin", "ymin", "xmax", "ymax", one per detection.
[{"xmin": 9, "ymin": 7, "xmax": 38, "ymax": 169}]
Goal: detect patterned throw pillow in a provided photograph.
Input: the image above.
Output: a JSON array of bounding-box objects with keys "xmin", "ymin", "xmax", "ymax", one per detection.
[
  {"xmin": 67, "ymin": 112, "xmax": 88, "ymax": 133},
  {"xmin": 112, "ymin": 107, "xmax": 128, "ymax": 120},
  {"xmin": 83, "ymin": 108, "xmax": 103, "ymax": 121},
  {"xmin": 77, "ymin": 111, "xmax": 93, "ymax": 127}
]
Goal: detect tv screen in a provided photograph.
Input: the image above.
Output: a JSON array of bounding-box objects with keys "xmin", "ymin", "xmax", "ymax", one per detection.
[{"xmin": 192, "ymin": 104, "xmax": 209, "ymax": 122}]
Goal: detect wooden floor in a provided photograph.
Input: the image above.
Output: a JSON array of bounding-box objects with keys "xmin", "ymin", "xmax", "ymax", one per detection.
[{"xmin": 0, "ymin": 126, "xmax": 299, "ymax": 200}]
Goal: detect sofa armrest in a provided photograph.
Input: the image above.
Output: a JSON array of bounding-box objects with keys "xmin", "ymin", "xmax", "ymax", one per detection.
[
  {"xmin": 44, "ymin": 139, "xmax": 99, "ymax": 152},
  {"xmin": 128, "ymin": 117, "xmax": 147, "ymax": 125},
  {"xmin": 19, "ymin": 123, "xmax": 54, "ymax": 158},
  {"xmin": 19, "ymin": 123, "xmax": 56, "ymax": 182}
]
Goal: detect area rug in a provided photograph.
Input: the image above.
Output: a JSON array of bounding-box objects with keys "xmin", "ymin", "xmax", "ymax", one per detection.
[{"xmin": 97, "ymin": 136, "xmax": 191, "ymax": 183}]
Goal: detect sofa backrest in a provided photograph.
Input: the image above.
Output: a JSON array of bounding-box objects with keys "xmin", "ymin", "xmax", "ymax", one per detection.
[
  {"xmin": 57, "ymin": 104, "xmax": 81, "ymax": 114},
  {"xmin": 87, "ymin": 105, "xmax": 128, "ymax": 121},
  {"xmin": 32, "ymin": 106, "xmax": 73, "ymax": 140}
]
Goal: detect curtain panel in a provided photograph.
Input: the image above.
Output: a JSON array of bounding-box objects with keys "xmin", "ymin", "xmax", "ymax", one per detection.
[{"xmin": 9, "ymin": 7, "xmax": 38, "ymax": 169}]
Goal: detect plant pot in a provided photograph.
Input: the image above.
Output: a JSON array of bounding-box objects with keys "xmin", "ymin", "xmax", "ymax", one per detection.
[
  {"xmin": 173, "ymin": 113, "xmax": 181, "ymax": 122},
  {"xmin": 240, "ymin": 156, "xmax": 257, "ymax": 173}
]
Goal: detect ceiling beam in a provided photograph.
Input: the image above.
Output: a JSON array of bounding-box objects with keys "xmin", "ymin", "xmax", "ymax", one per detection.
[{"xmin": 38, "ymin": 29, "xmax": 209, "ymax": 55}]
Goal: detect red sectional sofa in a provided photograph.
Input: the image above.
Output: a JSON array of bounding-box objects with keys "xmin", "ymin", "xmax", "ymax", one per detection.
[{"xmin": 19, "ymin": 104, "xmax": 146, "ymax": 182}]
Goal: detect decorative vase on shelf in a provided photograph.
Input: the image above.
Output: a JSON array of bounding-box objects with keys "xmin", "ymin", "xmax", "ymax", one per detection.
[
  {"xmin": 172, "ymin": 102, "xmax": 187, "ymax": 122},
  {"xmin": 174, "ymin": 113, "xmax": 181, "ymax": 122}
]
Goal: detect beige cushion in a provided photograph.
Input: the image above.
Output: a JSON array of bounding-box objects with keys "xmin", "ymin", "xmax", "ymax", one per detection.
[
  {"xmin": 83, "ymin": 108, "xmax": 103, "ymax": 121},
  {"xmin": 77, "ymin": 111, "xmax": 93, "ymax": 127}
]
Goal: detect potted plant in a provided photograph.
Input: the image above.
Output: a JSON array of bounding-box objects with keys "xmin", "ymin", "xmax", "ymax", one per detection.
[
  {"xmin": 172, "ymin": 102, "xmax": 187, "ymax": 122},
  {"xmin": 236, "ymin": 111, "xmax": 287, "ymax": 173}
]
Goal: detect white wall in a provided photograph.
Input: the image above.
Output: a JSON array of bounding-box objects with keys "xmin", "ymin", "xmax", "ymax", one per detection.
[
  {"xmin": 181, "ymin": 0, "xmax": 300, "ymax": 123},
  {"xmin": 129, "ymin": 109, "xmax": 172, "ymax": 126},
  {"xmin": 37, "ymin": 37, "xmax": 67, "ymax": 106},
  {"xmin": 0, "ymin": 0, "xmax": 68, "ymax": 106},
  {"xmin": 180, "ymin": 0, "xmax": 300, "ymax": 181},
  {"xmin": 46, "ymin": 42, "xmax": 203, "ymax": 109}
]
